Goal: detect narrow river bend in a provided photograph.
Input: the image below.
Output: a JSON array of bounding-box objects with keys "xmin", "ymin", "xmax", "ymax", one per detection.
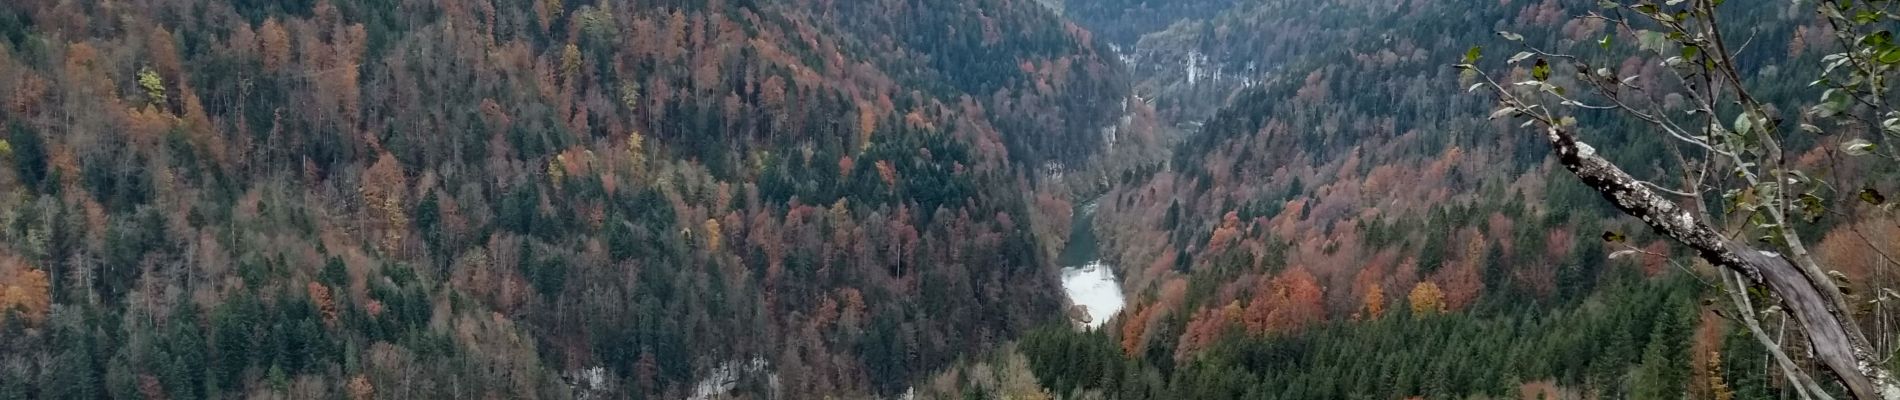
[{"xmin": 1056, "ymin": 200, "xmax": 1125, "ymax": 330}]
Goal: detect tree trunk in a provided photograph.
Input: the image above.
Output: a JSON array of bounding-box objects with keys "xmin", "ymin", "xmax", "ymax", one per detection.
[{"xmin": 1536, "ymin": 126, "xmax": 1899, "ymax": 400}]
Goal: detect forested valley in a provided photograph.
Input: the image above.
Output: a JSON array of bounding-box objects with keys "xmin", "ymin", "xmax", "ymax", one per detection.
[{"xmin": 2, "ymin": 0, "xmax": 1899, "ymax": 399}]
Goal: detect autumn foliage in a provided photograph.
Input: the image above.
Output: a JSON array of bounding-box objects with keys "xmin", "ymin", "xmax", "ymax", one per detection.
[
  {"xmin": 0, "ymin": 257, "xmax": 50, "ymax": 324},
  {"xmin": 0, "ymin": 0, "xmax": 1131, "ymax": 397}
]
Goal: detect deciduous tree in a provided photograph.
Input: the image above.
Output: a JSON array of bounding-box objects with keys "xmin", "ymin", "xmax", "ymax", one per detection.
[
  {"xmin": 1465, "ymin": 0, "xmax": 1900, "ymax": 396},
  {"xmin": 1408, "ymin": 281, "xmax": 1444, "ymax": 316}
]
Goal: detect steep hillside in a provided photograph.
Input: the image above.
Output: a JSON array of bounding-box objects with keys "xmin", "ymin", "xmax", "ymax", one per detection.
[
  {"xmin": 0, "ymin": 0, "xmax": 1128, "ymax": 398},
  {"xmin": 1010, "ymin": 0, "xmax": 1900, "ymax": 398}
]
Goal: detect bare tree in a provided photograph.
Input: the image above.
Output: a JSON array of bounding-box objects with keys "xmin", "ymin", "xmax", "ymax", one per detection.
[{"xmin": 1462, "ymin": 0, "xmax": 1900, "ymax": 398}]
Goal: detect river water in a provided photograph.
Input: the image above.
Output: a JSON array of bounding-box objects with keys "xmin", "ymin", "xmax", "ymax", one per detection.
[{"xmin": 1056, "ymin": 201, "xmax": 1125, "ymax": 330}]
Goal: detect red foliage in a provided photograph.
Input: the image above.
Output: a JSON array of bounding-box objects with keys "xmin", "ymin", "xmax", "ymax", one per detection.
[{"xmin": 1242, "ymin": 267, "xmax": 1327, "ymax": 334}]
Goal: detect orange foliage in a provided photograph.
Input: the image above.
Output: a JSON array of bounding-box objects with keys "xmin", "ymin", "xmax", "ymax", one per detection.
[
  {"xmin": 856, "ymin": 100, "xmax": 878, "ymax": 150},
  {"xmin": 1408, "ymin": 281, "xmax": 1445, "ymax": 316},
  {"xmin": 361, "ymin": 153, "xmax": 408, "ymax": 255},
  {"xmin": 1360, "ymin": 284, "xmax": 1386, "ymax": 320},
  {"xmin": 838, "ymin": 288, "xmax": 866, "ymax": 332},
  {"xmin": 1242, "ymin": 268, "xmax": 1326, "ymax": 334},
  {"xmin": 813, "ymin": 295, "xmax": 840, "ymax": 330},
  {"xmin": 1176, "ymin": 302, "xmax": 1240, "ymax": 360},
  {"xmin": 1436, "ymin": 264, "xmax": 1483, "ymax": 312},
  {"xmin": 1638, "ymin": 241, "xmax": 1671, "ymax": 277},
  {"xmin": 347, "ymin": 374, "xmax": 375, "ymax": 400},
  {"xmin": 1436, "ymin": 231, "xmax": 1486, "ymax": 311},
  {"xmin": 1815, "ymin": 219, "xmax": 1900, "ymax": 293},
  {"xmin": 703, "ymin": 218, "xmax": 723, "ymax": 251},
  {"xmin": 146, "ymin": 27, "xmax": 184, "ymax": 94},
  {"xmin": 309, "ymin": 282, "xmax": 338, "ymax": 326},
  {"xmin": 1518, "ymin": 380, "xmax": 1571, "ymax": 400},
  {"xmin": 1120, "ymin": 304, "xmax": 1151, "ymax": 355},
  {"xmin": 1206, "ymin": 211, "xmax": 1243, "ymax": 256},
  {"xmin": 1486, "ymin": 213, "xmax": 1516, "ymax": 255},
  {"xmin": 0, "ymin": 257, "xmax": 51, "ymax": 324},
  {"xmin": 258, "ymin": 18, "xmax": 292, "ymax": 72},
  {"xmin": 1352, "ymin": 261, "xmax": 1389, "ymax": 320},
  {"xmin": 874, "ymin": 160, "xmax": 897, "ymax": 188},
  {"xmin": 1790, "ymin": 26, "xmax": 1810, "ymax": 58},
  {"xmin": 1692, "ymin": 309, "xmax": 1730, "ymax": 400}
]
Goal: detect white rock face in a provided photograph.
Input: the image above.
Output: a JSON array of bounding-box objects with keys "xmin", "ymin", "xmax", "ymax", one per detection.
[
  {"xmin": 1061, "ymin": 261, "xmax": 1125, "ymax": 330},
  {"xmin": 687, "ymin": 357, "xmax": 775, "ymax": 400}
]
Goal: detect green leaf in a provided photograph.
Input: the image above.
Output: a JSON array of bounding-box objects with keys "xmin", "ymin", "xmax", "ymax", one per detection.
[
  {"xmin": 1489, "ymin": 107, "xmax": 1521, "ymax": 120},
  {"xmin": 1532, "ymin": 58, "xmax": 1551, "ymax": 81},
  {"xmin": 1637, "ymin": 30, "xmax": 1670, "ymax": 52},
  {"xmin": 1799, "ymin": 193, "xmax": 1826, "ymax": 223},
  {"xmin": 1861, "ymin": 31, "xmax": 1893, "ymax": 48},
  {"xmin": 1602, "ymin": 231, "xmax": 1627, "ymax": 243},
  {"xmin": 1681, "ymin": 45, "xmax": 1700, "ymax": 60},
  {"xmin": 1856, "ymin": 10, "xmax": 1882, "ymax": 24},
  {"xmin": 1759, "ymin": 234, "xmax": 1783, "ymax": 246},
  {"xmin": 1861, "ymin": 188, "xmax": 1888, "ymax": 205},
  {"xmin": 1464, "ymin": 46, "xmax": 1483, "ymax": 64},
  {"xmin": 1813, "ymin": 89, "xmax": 1851, "ymax": 118},
  {"xmin": 1599, "ymin": 34, "xmax": 1613, "ymax": 50},
  {"xmin": 1733, "ymin": 112, "xmax": 1756, "ymax": 135},
  {"xmin": 1843, "ymin": 139, "xmax": 1877, "ymax": 156},
  {"xmin": 1599, "ymin": 0, "xmax": 1620, "ymax": 9},
  {"xmin": 1880, "ymin": 48, "xmax": 1900, "ymax": 64}
]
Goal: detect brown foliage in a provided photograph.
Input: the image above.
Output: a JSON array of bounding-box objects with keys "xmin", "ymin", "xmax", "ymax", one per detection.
[
  {"xmin": 1435, "ymin": 231, "xmax": 1486, "ymax": 311},
  {"xmin": 361, "ymin": 153, "xmax": 408, "ymax": 256},
  {"xmin": 258, "ymin": 18, "xmax": 292, "ymax": 72},
  {"xmin": 347, "ymin": 374, "xmax": 374, "ymax": 400},
  {"xmin": 138, "ymin": 374, "xmax": 166, "ymax": 400}
]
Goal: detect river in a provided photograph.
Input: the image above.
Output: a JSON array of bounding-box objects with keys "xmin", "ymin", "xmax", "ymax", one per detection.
[{"xmin": 1056, "ymin": 200, "xmax": 1125, "ymax": 330}]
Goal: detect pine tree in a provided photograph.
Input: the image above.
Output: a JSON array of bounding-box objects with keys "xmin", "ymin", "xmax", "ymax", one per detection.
[{"xmin": 1632, "ymin": 306, "xmax": 1688, "ymax": 400}]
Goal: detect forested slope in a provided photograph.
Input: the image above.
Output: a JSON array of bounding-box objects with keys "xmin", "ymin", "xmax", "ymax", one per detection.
[
  {"xmin": 1005, "ymin": 0, "xmax": 1900, "ymax": 399},
  {"xmin": 0, "ymin": 0, "xmax": 1130, "ymax": 398}
]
